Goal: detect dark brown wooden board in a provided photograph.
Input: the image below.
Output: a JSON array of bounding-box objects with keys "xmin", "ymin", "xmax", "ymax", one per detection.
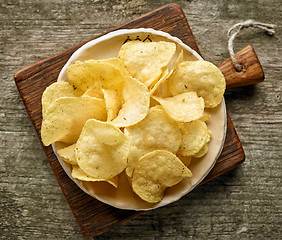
[{"xmin": 14, "ymin": 3, "xmax": 245, "ymax": 238}]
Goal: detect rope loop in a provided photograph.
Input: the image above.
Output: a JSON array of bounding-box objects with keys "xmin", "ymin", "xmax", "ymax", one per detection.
[{"xmin": 228, "ymin": 20, "xmax": 275, "ymax": 72}]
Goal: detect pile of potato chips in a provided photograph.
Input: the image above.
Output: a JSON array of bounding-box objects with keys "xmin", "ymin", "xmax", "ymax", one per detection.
[{"xmin": 41, "ymin": 40, "xmax": 225, "ymax": 203}]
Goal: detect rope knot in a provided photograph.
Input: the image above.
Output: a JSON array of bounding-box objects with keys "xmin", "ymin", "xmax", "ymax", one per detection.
[{"xmin": 243, "ymin": 19, "xmax": 256, "ymax": 27}]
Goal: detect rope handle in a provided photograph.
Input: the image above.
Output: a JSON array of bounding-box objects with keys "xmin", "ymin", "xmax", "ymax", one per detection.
[{"xmin": 228, "ymin": 20, "xmax": 275, "ymax": 72}]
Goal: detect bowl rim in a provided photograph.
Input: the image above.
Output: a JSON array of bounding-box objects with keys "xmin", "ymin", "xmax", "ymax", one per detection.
[
  {"xmin": 57, "ymin": 28, "xmax": 203, "ymax": 82},
  {"xmin": 53, "ymin": 28, "xmax": 227, "ymax": 211}
]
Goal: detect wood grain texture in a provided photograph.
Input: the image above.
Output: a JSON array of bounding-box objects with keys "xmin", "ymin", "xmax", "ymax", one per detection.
[
  {"xmin": 219, "ymin": 45, "xmax": 264, "ymax": 88},
  {"xmin": 14, "ymin": 4, "xmax": 245, "ymax": 237},
  {"xmin": 1, "ymin": 0, "xmax": 281, "ymax": 239}
]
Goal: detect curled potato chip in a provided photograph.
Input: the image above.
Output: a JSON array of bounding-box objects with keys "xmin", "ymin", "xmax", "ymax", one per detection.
[
  {"xmin": 152, "ymin": 92, "xmax": 204, "ymax": 122},
  {"xmin": 192, "ymin": 129, "xmax": 212, "ymax": 158},
  {"xmin": 67, "ymin": 60, "xmax": 125, "ymax": 93},
  {"xmin": 57, "ymin": 143, "xmax": 77, "ymax": 165},
  {"xmin": 42, "ymin": 82, "xmax": 82, "ymax": 118},
  {"xmin": 75, "ymin": 119, "xmax": 129, "ymax": 179},
  {"xmin": 192, "ymin": 143, "xmax": 209, "ymax": 158},
  {"xmin": 178, "ymin": 120, "xmax": 209, "ymax": 157},
  {"xmin": 132, "ymin": 150, "xmax": 192, "ymax": 203},
  {"xmin": 110, "ymin": 76, "xmax": 150, "ymax": 127},
  {"xmin": 150, "ymin": 50, "xmax": 184, "ymax": 96},
  {"xmin": 71, "ymin": 165, "xmax": 119, "ymax": 188},
  {"xmin": 41, "ymin": 97, "xmax": 107, "ymax": 146},
  {"xmin": 118, "ymin": 41, "xmax": 176, "ymax": 87},
  {"xmin": 149, "ymin": 72, "xmax": 172, "ymax": 98},
  {"xmin": 102, "ymin": 88, "xmax": 122, "ymax": 122},
  {"xmin": 168, "ymin": 60, "xmax": 226, "ymax": 108},
  {"xmin": 149, "ymin": 68, "xmax": 170, "ymax": 95},
  {"xmin": 124, "ymin": 106, "xmax": 182, "ymax": 177},
  {"xmin": 82, "ymin": 88, "xmax": 104, "ymax": 99}
]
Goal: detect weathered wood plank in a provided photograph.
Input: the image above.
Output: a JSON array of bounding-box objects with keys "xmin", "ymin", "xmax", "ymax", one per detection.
[
  {"xmin": 218, "ymin": 45, "xmax": 264, "ymax": 88},
  {"xmin": 14, "ymin": 4, "xmax": 247, "ymax": 237},
  {"xmin": 1, "ymin": 0, "xmax": 281, "ymax": 239}
]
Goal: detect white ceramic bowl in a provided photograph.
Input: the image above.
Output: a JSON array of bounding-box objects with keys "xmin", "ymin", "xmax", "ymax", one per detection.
[{"xmin": 52, "ymin": 28, "xmax": 227, "ymax": 211}]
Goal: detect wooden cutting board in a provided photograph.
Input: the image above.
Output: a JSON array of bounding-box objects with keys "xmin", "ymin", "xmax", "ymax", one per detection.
[{"xmin": 14, "ymin": 3, "xmax": 250, "ymax": 238}]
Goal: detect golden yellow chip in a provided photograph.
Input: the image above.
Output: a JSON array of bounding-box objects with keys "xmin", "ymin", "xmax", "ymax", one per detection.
[
  {"xmin": 192, "ymin": 129, "xmax": 212, "ymax": 158},
  {"xmin": 71, "ymin": 165, "xmax": 119, "ymax": 188},
  {"xmin": 57, "ymin": 143, "xmax": 77, "ymax": 165},
  {"xmin": 41, "ymin": 97, "xmax": 107, "ymax": 146},
  {"xmin": 200, "ymin": 112, "xmax": 211, "ymax": 122},
  {"xmin": 192, "ymin": 143, "xmax": 209, "ymax": 158},
  {"xmin": 150, "ymin": 78, "xmax": 172, "ymax": 99},
  {"xmin": 102, "ymin": 88, "xmax": 122, "ymax": 122},
  {"xmin": 82, "ymin": 88, "xmax": 104, "ymax": 99},
  {"xmin": 175, "ymin": 50, "xmax": 184, "ymax": 66},
  {"xmin": 124, "ymin": 106, "xmax": 182, "ymax": 177},
  {"xmin": 132, "ymin": 150, "xmax": 192, "ymax": 203},
  {"xmin": 178, "ymin": 120, "xmax": 209, "ymax": 157},
  {"xmin": 177, "ymin": 155, "xmax": 192, "ymax": 167},
  {"xmin": 67, "ymin": 60, "xmax": 125, "ymax": 93},
  {"xmin": 110, "ymin": 76, "xmax": 150, "ymax": 127},
  {"xmin": 42, "ymin": 82, "xmax": 82, "ymax": 118},
  {"xmin": 75, "ymin": 119, "xmax": 129, "ymax": 179},
  {"xmin": 90, "ymin": 58, "xmax": 130, "ymax": 77},
  {"xmin": 168, "ymin": 60, "xmax": 226, "ymax": 108},
  {"xmin": 149, "ymin": 68, "xmax": 171, "ymax": 96},
  {"xmin": 152, "ymin": 92, "xmax": 204, "ymax": 122},
  {"xmin": 208, "ymin": 130, "xmax": 213, "ymax": 139},
  {"xmin": 118, "ymin": 41, "xmax": 176, "ymax": 87},
  {"xmin": 150, "ymin": 50, "xmax": 184, "ymax": 96}
]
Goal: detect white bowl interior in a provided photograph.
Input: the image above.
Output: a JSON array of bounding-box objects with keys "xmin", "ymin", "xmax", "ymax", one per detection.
[{"xmin": 53, "ymin": 28, "xmax": 227, "ymax": 211}]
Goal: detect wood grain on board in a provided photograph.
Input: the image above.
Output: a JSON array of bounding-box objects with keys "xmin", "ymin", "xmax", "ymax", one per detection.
[
  {"xmin": 219, "ymin": 45, "xmax": 265, "ymax": 89},
  {"xmin": 14, "ymin": 3, "xmax": 250, "ymax": 238}
]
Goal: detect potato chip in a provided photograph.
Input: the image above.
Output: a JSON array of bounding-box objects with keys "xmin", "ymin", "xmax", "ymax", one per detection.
[
  {"xmin": 57, "ymin": 143, "xmax": 77, "ymax": 165},
  {"xmin": 208, "ymin": 130, "xmax": 213, "ymax": 139},
  {"xmin": 102, "ymin": 88, "xmax": 122, "ymax": 122},
  {"xmin": 200, "ymin": 112, "xmax": 211, "ymax": 122},
  {"xmin": 110, "ymin": 76, "xmax": 150, "ymax": 127},
  {"xmin": 149, "ymin": 68, "xmax": 170, "ymax": 95},
  {"xmin": 178, "ymin": 120, "xmax": 209, "ymax": 157},
  {"xmin": 75, "ymin": 119, "xmax": 129, "ymax": 179},
  {"xmin": 192, "ymin": 130, "xmax": 212, "ymax": 158},
  {"xmin": 91, "ymin": 58, "xmax": 130, "ymax": 77},
  {"xmin": 177, "ymin": 154, "xmax": 192, "ymax": 167},
  {"xmin": 150, "ymin": 74, "xmax": 172, "ymax": 98},
  {"xmin": 42, "ymin": 82, "xmax": 82, "ymax": 118},
  {"xmin": 168, "ymin": 60, "xmax": 226, "ymax": 108},
  {"xmin": 132, "ymin": 150, "xmax": 192, "ymax": 203},
  {"xmin": 71, "ymin": 165, "xmax": 119, "ymax": 188},
  {"xmin": 67, "ymin": 60, "xmax": 125, "ymax": 93},
  {"xmin": 118, "ymin": 41, "xmax": 176, "ymax": 87},
  {"xmin": 41, "ymin": 97, "xmax": 107, "ymax": 146},
  {"xmin": 175, "ymin": 50, "xmax": 184, "ymax": 66},
  {"xmin": 82, "ymin": 88, "xmax": 104, "ymax": 99},
  {"xmin": 152, "ymin": 92, "xmax": 204, "ymax": 122},
  {"xmin": 124, "ymin": 106, "xmax": 182, "ymax": 177},
  {"xmin": 150, "ymin": 50, "xmax": 184, "ymax": 96},
  {"xmin": 192, "ymin": 143, "xmax": 209, "ymax": 158}
]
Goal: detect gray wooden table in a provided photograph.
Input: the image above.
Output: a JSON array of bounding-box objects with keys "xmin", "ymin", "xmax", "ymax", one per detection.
[{"xmin": 1, "ymin": 1, "xmax": 281, "ymax": 239}]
